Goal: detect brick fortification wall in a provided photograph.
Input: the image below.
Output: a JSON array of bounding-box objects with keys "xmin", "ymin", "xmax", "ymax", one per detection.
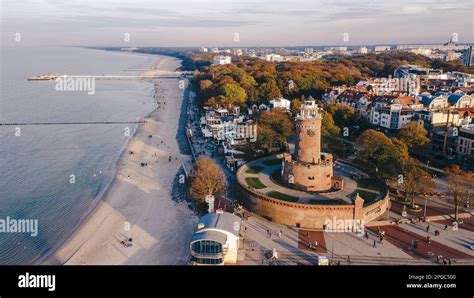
[{"xmin": 237, "ymin": 160, "xmax": 389, "ymax": 230}]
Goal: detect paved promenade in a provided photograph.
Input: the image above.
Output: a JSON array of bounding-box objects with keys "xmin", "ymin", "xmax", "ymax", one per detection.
[{"xmin": 237, "ymin": 208, "xmax": 474, "ymax": 265}]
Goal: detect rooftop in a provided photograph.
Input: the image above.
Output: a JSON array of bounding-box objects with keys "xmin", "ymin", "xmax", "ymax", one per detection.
[
  {"xmin": 191, "ymin": 230, "xmax": 227, "ymax": 245},
  {"xmin": 197, "ymin": 211, "xmax": 241, "ymax": 237}
]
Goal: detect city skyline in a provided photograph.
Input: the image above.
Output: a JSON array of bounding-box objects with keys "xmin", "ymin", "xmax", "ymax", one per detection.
[{"xmin": 1, "ymin": 0, "xmax": 473, "ymax": 47}]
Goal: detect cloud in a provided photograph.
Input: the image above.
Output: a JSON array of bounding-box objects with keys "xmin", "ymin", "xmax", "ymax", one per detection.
[{"xmin": 1, "ymin": 0, "xmax": 472, "ymax": 46}]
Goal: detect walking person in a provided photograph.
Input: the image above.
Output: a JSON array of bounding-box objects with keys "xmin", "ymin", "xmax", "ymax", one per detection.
[
  {"xmin": 426, "ymin": 225, "xmax": 430, "ymax": 232},
  {"xmin": 373, "ymin": 239, "xmax": 376, "ymax": 248}
]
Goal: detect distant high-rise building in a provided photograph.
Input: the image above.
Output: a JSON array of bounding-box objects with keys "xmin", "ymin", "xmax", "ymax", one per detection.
[{"xmin": 304, "ymin": 48, "xmax": 314, "ymax": 54}]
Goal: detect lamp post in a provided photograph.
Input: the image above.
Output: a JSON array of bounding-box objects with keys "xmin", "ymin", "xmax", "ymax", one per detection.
[
  {"xmin": 423, "ymin": 194, "xmax": 428, "ymax": 218},
  {"xmin": 331, "ymin": 234, "xmax": 335, "ymax": 262},
  {"xmin": 205, "ymin": 195, "xmax": 215, "ymax": 213},
  {"xmin": 386, "ymin": 201, "xmax": 390, "ymax": 220}
]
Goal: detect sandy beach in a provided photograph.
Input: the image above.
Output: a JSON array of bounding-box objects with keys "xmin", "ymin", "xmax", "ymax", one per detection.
[{"xmin": 44, "ymin": 55, "xmax": 198, "ymax": 265}]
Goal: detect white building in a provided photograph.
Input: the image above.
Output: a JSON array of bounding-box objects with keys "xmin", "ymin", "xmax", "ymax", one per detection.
[
  {"xmin": 233, "ymin": 49, "xmax": 243, "ymax": 56},
  {"xmin": 374, "ymin": 45, "xmax": 391, "ymax": 52},
  {"xmin": 213, "ymin": 56, "xmax": 232, "ymax": 66},
  {"xmin": 190, "ymin": 211, "xmax": 242, "ymax": 265},
  {"xmin": 359, "ymin": 77, "xmax": 420, "ymax": 96},
  {"xmin": 409, "ymin": 48, "xmax": 432, "ymax": 57},
  {"xmin": 358, "ymin": 47, "xmax": 368, "ymax": 54},
  {"xmin": 415, "ymin": 110, "xmax": 461, "ymax": 129},
  {"xmin": 448, "ymin": 93, "xmax": 473, "ymax": 108},
  {"xmin": 368, "ymin": 97, "xmax": 422, "ymax": 130},
  {"xmin": 457, "ymin": 124, "xmax": 474, "ymax": 156},
  {"xmin": 269, "ymin": 97, "xmax": 291, "ymax": 110},
  {"xmin": 265, "ymin": 53, "xmax": 284, "ymax": 62},
  {"xmin": 200, "ymin": 109, "xmax": 256, "ymax": 144}
]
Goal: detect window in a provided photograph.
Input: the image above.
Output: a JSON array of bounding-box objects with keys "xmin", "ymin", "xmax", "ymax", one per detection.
[
  {"xmin": 191, "ymin": 240, "xmax": 223, "ymax": 256},
  {"xmin": 191, "ymin": 256, "xmax": 223, "ymax": 265}
]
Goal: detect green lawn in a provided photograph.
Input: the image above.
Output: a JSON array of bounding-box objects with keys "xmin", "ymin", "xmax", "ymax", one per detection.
[
  {"xmin": 267, "ymin": 191, "xmax": 299, "ymax": 202},
  {"xmin": 356, "ymin": 177, "xmax": 384, "ymax": 192},
  {"xmin": 309, "ymin": 199, "xmax": 348, "ymax": 205},
  {"xmin": 245, "ymin": 166, "xmax": 263, "ymax": 174},
  {"xmin": 245, "ymin": 177, "xmax": 266, "ymax": 189},
  {"xmin": 262, "ymin": 158, "xmax": 282, "ymax": 166}
]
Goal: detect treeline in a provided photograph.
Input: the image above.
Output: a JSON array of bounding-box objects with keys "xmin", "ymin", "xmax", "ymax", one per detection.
[
  {"xmin": 193, "ymin": 51, "xmax": 471, "ymax": 109},
  {"xmin": 193, "ymin": 57, "xmax": 365, "ymax": 108},
  {"xmin": 132, "ymin": 48, "xmax": 212, "ymax": 70}
]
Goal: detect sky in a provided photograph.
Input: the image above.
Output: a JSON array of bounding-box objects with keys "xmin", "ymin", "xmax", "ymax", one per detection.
[{"xmin": 1, "ymin": 0, "xmax": 473, "ymax": 47}]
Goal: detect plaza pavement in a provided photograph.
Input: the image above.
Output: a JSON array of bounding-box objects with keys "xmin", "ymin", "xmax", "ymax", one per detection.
[{"xmin": 237, "ymin": 205, "xmax": 474, "ymax": 265}]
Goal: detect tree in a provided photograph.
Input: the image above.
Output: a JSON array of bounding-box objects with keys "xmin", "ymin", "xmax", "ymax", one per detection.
[
  {"xmin": 290, "ymin": 99, "xmax": 303, "ymax": 117},
  {"xmin": 199, "ymin": 79, "xmax": 213, "ymax": 91},
  {"xmin": 320, "ymin": 110, "xmax": 341, "ymax": 151},
  {"xmin": 258, "ymin": 80, "xmax": 281, "ymax": 102},
  {"xmin": 220, "ymin": 83, "xmax": 247, "ymax": 107},
  {"xmin": 189, "ymin": 156, "xmax": 226, "ymax": 203},
  {"xmin": 356, "ymin": 129, "xmax": 410, "ymax": 179},
  {"xmin": 399, "ymin": 121, "xmax": 430, "ymax": 150},
  {"xmin": 400, "ymin": 163, "xmax": 434, "ymax": 210},
  {"xmin": 446, "ymin": 165, "xmax": 474, "ymax": 221},
  {"xmin": 256, "ymin": 109, "xmax": 294, "ymax": 154},
  {"xmin": 327, "ymin": 103, "xmax": 369, "ymax": 136}
]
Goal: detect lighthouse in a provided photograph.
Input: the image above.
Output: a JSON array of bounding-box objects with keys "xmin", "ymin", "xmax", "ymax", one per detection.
[{"xmin": 281, "ymin": 96, "xmax": 337, "ymax": 192}]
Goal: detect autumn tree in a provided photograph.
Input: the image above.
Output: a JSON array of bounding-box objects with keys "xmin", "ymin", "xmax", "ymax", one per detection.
[
  {"xmin": 189, "ymin": 156, "xmax": 226, "ymax": 203},
  {"xmin": 193, "ymin": 51, "xmax": 474, "ymax": 111},
  {"xmin": 256, "ymin": 109, "xmax": 294, "ymax": 154},
  {"xmin": 320, "ymin": 110, "xmax": 341, "ymax": 151},
  {"xmin": 356, "ymin": 129, "xmax": 411, "ymax": 179},
  {"xmin": 219, "ymin": 83, "xmax": 247, "ymax": 107},
  {"xmin": 446, "ymin": 165, "xmax": 474, "ymax": 221},
  {"xmin": 327, "ymin": 103, "xmax": 369, "ymax": 137},
  {"xmin": 400, "ymin": 162, "xmax": 435, "ymax": 210},
  {"xmin": 399, "ymin": 121, "xmax": 430, "ymax": 150},
  {"xmin": 258, "ymin": 80, "xmax": 281, "ymax": 103},
  {"xmin": 290, "ymin": 99, "xmax": 303, "ymax": 117}
]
